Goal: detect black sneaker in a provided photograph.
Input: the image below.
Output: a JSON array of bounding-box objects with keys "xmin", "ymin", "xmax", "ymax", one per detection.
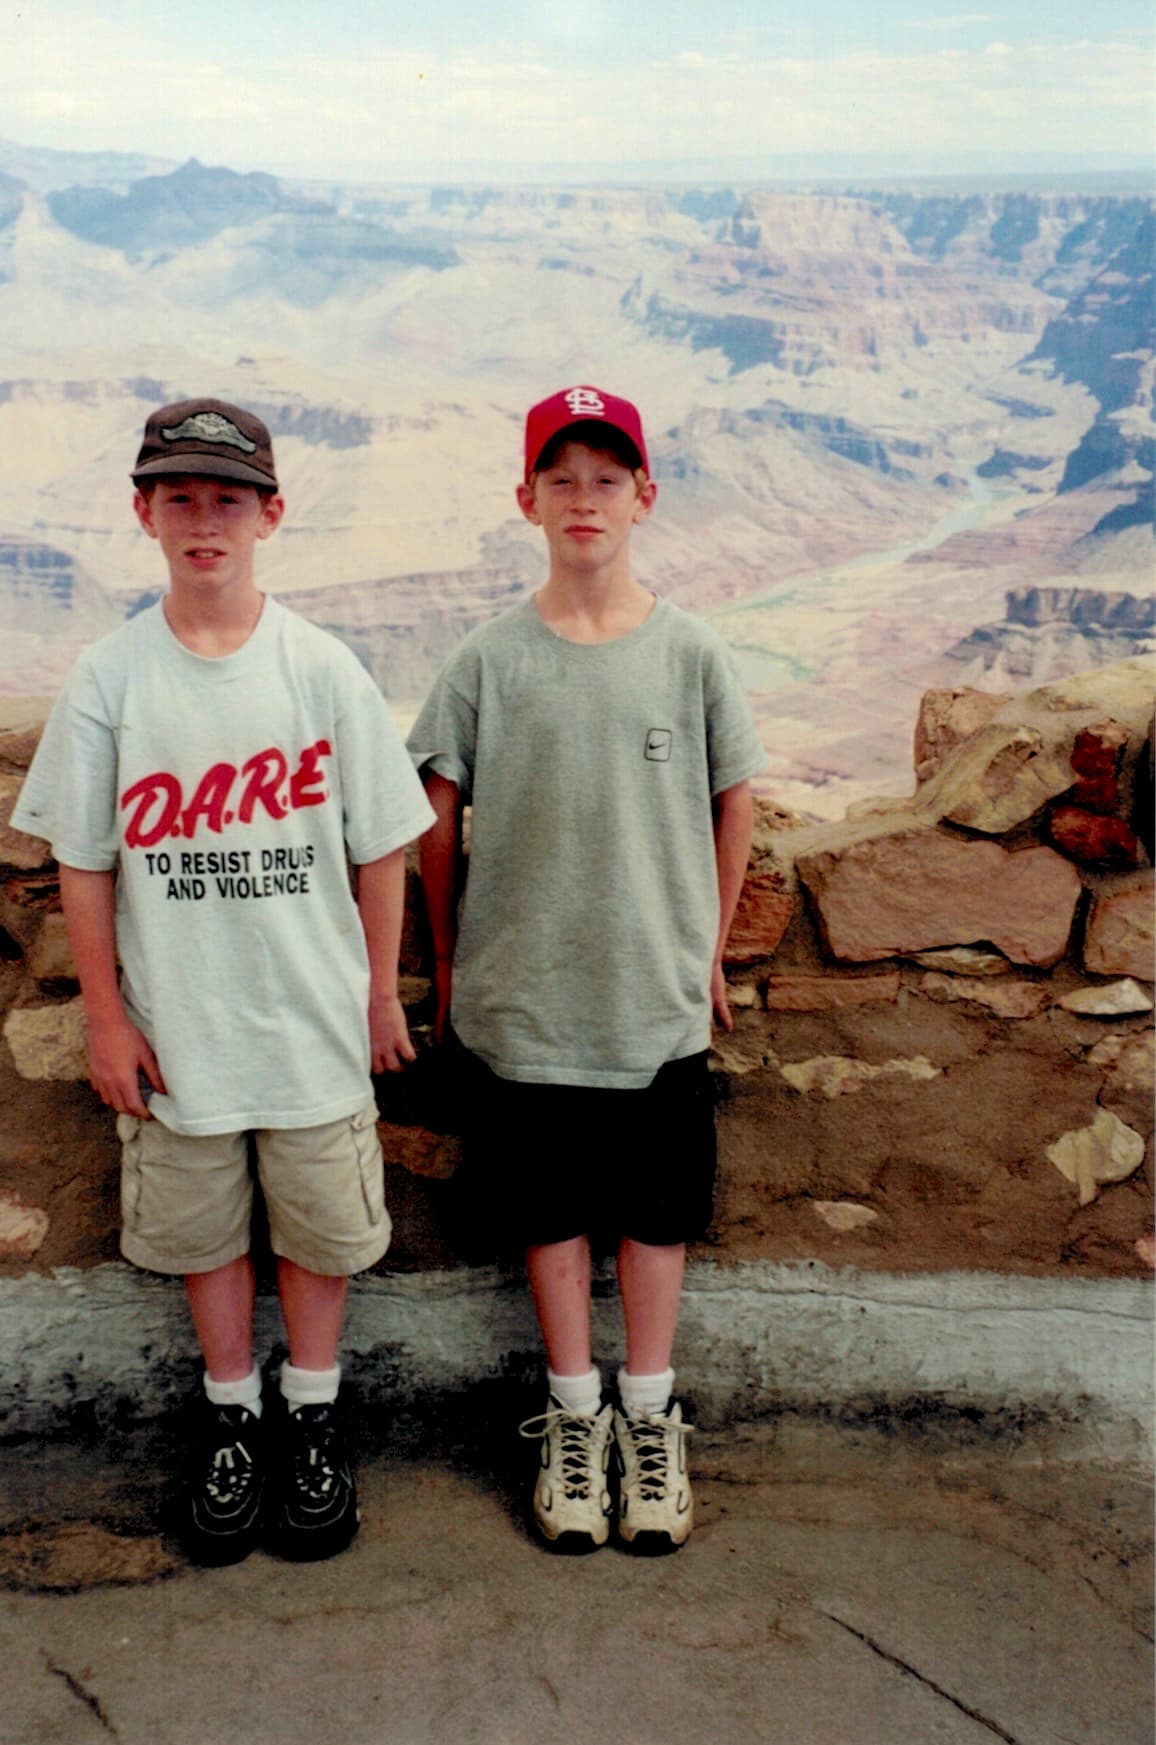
[
  {"xmin": 185, "ymin": 1401, "xmax": 265, "ymax": 1566},
  {"xmin": 267, "ymin": 1400, "xmax": 359, "ymax": 1562}
]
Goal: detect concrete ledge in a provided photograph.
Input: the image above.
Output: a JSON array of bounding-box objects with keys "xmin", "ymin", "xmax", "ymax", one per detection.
[{"xmin": 2, "ymin": 1259, "xmax": 1152, "ymax": 1457}]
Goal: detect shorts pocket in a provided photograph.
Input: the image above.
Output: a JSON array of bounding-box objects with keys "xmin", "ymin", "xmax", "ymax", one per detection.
[
  {"xmin": 117, "ymin": 1113, "xmax": 144, "ymax": 1228},
  {"xmin": 351, "ymin": 1102, "xmax": 386, "ymax": 1229}
]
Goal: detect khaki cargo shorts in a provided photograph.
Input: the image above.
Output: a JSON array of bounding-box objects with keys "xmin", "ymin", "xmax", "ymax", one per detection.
[{"xmin": 117, "ymin": 1101, "xmax": 390, "ymax": 1277}]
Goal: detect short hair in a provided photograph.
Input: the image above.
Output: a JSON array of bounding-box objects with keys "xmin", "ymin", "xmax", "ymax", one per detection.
[
  {"xmin": 135, "ymin": 477, "xmax": 278, "ymax": 503},
  {"xmin": 532, "ymin": 420, "xmax": 646, "ymax": 479}
]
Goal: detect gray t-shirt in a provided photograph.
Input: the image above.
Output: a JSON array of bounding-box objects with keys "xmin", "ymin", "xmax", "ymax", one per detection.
[
  {"xmin": 407, "ymin": 596, "xmax": 765, "ymax": 1087},
  {"xmin": 13, "ymin": 598, "xmax": 434, "ymax": 1135}
]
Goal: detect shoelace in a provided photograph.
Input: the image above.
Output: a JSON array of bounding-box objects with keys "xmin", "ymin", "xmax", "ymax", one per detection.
[
  {"xmin": 620, "ymin": 1412, "xmax": 691, "ymax": 1502},
  {"xmin": 204, "ymin": 1439, "xmax": 254, "ymax": 1504},
  {"xmin": 291, "ymin": 1415, "xmax": 340, "ymax": 1500},
  {"xmin": 519, "ymin": 1408, "xmax": 602, "ymax": 1500}
]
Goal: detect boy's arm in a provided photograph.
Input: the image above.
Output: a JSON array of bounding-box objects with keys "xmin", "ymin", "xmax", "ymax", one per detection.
[
  {"xmin": 58, "ymin": 864, "xmax": 166, "ymax": 1118},
  {"xmin": 711, "ymin": 779, "xmax": 755, "ymax": 1034},
  {"xmin": 417, "ymin": 772, "xmax": 464, "ymax": 1044},
  {"xmin": 356, "ymin": 848, "xmax": 417, "ymax": 1073}
]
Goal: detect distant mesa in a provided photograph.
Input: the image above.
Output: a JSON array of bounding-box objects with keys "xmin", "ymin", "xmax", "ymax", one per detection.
[
  {"xmin": 45, "ymin": 158, "xmax": 459, "ymax": 274},
  {"xmin": 947, "ymin": 587, "xmax": 1155, "ymax": 681},
  {"xmin": 0, "ymin": 539, "xmax": 119, "ymax": 640}
]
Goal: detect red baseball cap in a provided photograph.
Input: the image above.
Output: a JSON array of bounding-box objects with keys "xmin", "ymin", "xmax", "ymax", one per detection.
[{"xmin": 523, "ymin": 385, "xmax": 648, "ymax": 481}]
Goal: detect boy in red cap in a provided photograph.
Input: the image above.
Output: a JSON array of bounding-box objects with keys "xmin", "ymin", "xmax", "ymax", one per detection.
[
  {"xmin": 13, "ymin": 398, "xmax": 434, "ymax": 1565},
  {"xmin": 408, "ymin": 386, "xmax": 764, "ymax": 1552}
]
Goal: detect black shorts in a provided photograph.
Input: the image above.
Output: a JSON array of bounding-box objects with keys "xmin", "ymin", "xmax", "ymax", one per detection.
[{"xmin": 455, "ymin": 1049, "xmax": 717, "ymax": 1251}]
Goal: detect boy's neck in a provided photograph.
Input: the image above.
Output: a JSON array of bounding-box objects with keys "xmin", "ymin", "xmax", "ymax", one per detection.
[
  {"xmin": 163, "ymin": 576, "xmax": 266, "ymax": 658},
  {"xmin": 534, "ymin": 569, "xmax": 656, "ymax": 645}
]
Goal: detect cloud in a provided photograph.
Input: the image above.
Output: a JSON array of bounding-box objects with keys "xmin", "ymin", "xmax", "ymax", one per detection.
[
  {"xmin": 3, "ymin": 12, "xmax": 1152, "ymax": 178},
  {"xmin": 907, "ymin": 14, "xmax": 994, "ymax": 29}
]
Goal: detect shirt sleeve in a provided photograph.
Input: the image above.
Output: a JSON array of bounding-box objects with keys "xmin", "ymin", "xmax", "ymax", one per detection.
[
  {"xmin": 405, "ymin": 657, "xmax": 479, "ymax": 802},
  {"xmin": 702, "ymin": 635, "xmax": 767, "ymax": 797},
  {"xmin": 334, "ymin": 669, "xmax": 435, "ymax": 865},
  {"xmin": 9, "ymin": 659, "xmax": 120, "ymax": 870}
]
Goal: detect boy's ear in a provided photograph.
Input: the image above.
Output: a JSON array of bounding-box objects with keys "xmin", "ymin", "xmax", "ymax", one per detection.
[
  {"xmin": 633, "ymin": 478, "xmax": 658, "ymax": 523},
  {"xmin": 256, "ymin": 494, "xmax": 286, "ymax": 539},
  {"xmin": 515, "ymin": 481, "xmax": 540, "ymax": 525},
  {"xmin": 133, "ymin": 489, "xmax": 159, "ymax": 539}
]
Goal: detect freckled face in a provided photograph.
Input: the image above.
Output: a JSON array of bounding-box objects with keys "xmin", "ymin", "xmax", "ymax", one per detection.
[
  {"xmin": 516, "ymin": 442, "xmax": 655, "ymax": 573},
  {"xmin": 134, "ymin": 475, "xmax": 283, "ymax": 592}
]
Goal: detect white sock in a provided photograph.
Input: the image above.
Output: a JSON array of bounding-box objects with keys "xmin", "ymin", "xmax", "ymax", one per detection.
[
  {"xmin": 204, "ymin": 1364, "xmax": 263, "ymax": 1417},
  {"xmin": 547, "ymin": 1366, "xmax": 602, "ymax": 1415},
  {"xmin": 280, "ymin": 1360, "xmax": 341, "ymax": 1412},
  {"xmin": 618, "ymin": 1366, "xmax": 675, "ymax": 1418}
]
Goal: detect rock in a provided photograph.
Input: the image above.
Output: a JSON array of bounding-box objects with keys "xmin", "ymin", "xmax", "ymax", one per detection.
[
  {"xmin": 378, "ymin": 1121, "xmax": 461, "ymax": 1181},
  {"xmin": 725, "ymin": 871, "xmax": 795, "ymax": 964},
  {"xmin": 723, "ymin": 979, "xmax": 761, "ymax": 1010},
  {"xmin": 1058, "ymin": 979, "xmax": 1154, "ymax": 1017},
  {"xmin": 915, "ymin": 659, "xmax": 1154, "ymax": 834},
  {"xmin": 812, "ymin": 1200, "xmax": 879, "ymax": 1232},
  {"xmin": 797, "ymin": 826, "xmax": 1081, "ymax": 967},
  {"xmin": 1084, "ymin": 873, "xmax": 1155, "ymax": 980},
  {"xmin": 779, "ymin": 1054, "xmax": 940, "ymax": 1097},
  {"xmin": 26, "ymin": 912, "xmax": 75, "ymax": 982},
  {"xmin": 1088, "ymin": 1032, "xmax": 1155, "ymax": 1096},
  {"xmin": 763, "ymin": 970, "xmax": 900, "ymax": 1011},
  {"xmin": 919, "ymin": 723, "xmax": 1074, "ymax": 833},
  {"xmin": 0, "ymin": 1189, "xmax": 49, "ymax": 1257},
  {"xmin": 1047, "ymin": 806, "xmax": 1143, "ymax": 869},
  {"xmin": 710, "ymin": 1024, "xmax": 779, "ymax": 1077},
  {"xmin": 3, "ymin": 999, "xmax": 89, "ymax": 1080},
  {"xmin": 906, "ymin": 946, "xmax": 1011, "ymax": 977},
  {"xmin": 1047, "ymin": 1108, "xmax": 1146, "ymax": 1206},
  {"xmin": 919, "ymin": 973, "xmax": 1051, "ymax": 1019},
  {"xmin": 1067, "ymin": 719, "xmax": 1128, "ymax": 813},
  {"xmin": 913, "ymin": 686, "xmax": 1010, "ymax": 783},
  {"xmin": 0, "ymin": 718, "xmax": 47, "ymax": 773},
  {"xmin": 0, "ymin": 775, "xmax": 52, "ymax": 872},
  {"xmin": 1136, "ymin": 1232, "xmax": 1156, "ymax": 1270}
]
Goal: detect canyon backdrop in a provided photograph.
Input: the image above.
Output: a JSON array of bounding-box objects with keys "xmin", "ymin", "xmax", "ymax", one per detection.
[{"xmin": 0, "ymin": 139, "xmax": 1152, "ymax": 818}]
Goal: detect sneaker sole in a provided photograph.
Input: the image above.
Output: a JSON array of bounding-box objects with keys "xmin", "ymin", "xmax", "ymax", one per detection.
[
  {"xmin": 536, "ymin": 1526, "xmax": 606, "ymax": 1555},
  {"xmin": 267, "ymin": 1505, "xmax": 360, "ymax": 1564},
  {"xmin": 618, "ymin": 1528, "xmax": 687, "ymax": 1556}
]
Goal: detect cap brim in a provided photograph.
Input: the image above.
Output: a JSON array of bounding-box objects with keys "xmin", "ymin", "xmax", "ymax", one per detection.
[
  {"xmin": 131, "ymin": 454, "xmax": 278, "ymax": 489},
  {"xmin": 527, "ymin": 420, "xmax": 643, "ymax": 479}
]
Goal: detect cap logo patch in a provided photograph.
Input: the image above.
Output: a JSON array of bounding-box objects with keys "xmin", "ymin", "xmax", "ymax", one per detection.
[
  {"xmin": 160, "ymin": 412, "xmax": 257, "ymax": 454},
  {"xmin": 564, "ymin": 387, "xmax": 606, "ymax": 418}
]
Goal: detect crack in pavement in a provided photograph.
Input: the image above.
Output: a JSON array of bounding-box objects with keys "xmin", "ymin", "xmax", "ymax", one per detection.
[
  {"xmin": 818, "ymin": 1610, "xmax": 1022, "ymax": 1744},
  {"xmin": 44, "ymin": 1655, "xmax": 120, "ymax": 1739}
]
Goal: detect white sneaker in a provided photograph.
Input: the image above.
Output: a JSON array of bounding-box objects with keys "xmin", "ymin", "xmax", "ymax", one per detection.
[
  {"xmin": 519, "ymin": 1398, "xmax": 613, "ymax": 1551},
  {"xmin": 613, "ymin": 1399, "xmax": 694, "ymax": 1552}
]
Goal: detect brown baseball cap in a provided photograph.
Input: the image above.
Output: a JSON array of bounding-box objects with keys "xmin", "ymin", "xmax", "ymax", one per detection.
[{"xmin": 131, "ymin": 397, "xmax": 278, "ymax": 489}]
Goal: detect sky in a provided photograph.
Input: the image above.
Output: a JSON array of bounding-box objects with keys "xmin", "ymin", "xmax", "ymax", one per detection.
[{"xmin": 3, "ymin": 0, "xmax": 1153, "ymax": 182}]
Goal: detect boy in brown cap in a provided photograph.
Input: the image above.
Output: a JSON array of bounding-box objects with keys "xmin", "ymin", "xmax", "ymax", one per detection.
[
  {"xmin": 408, "ymin": 386, "xmax": 763, "ymax": 1553},
  {"xmin": 13, "ymin": 398, "xmax": 433, "ymax": 1564}
]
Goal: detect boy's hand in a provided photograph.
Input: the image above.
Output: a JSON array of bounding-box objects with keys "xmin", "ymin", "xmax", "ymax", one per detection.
[
  {"xmin": 369, "ymin": 991, "xmax": 417, "ymax": 1073},
  {"xmin": 710, "ymin": 961, "xmax": 734, "ymax": 1034},
  {"xmin": 432, "ymin": 957, "xmax": 453, "ymax": 1045},
  {"xmin": 88, "ymin": 1016, "xmax": 166, "ymax": 1118}
]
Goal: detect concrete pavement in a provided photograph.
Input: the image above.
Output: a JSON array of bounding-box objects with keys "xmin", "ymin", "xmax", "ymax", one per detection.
[{"xmin": 2, "ymin": 1395, "xmax": 1152, "ymax": 1745}]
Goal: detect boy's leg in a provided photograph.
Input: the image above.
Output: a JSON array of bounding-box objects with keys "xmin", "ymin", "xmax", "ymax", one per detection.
[
  {"xmin": 521, "ymin": 1235, "xmax": 613, "ymax": 1551},
  {"xmin": 526, "ymin": 1235, "xmax": 594, "ymax": 1379},
  {"xmin": 184, "ymin": 1253, "xmax": 257, "ymax": 1382},
  {"xmin": 617, "ymin": 1238, "xmax": 685, "ymax": 1380},
  {"xmin": 613, "ymin": 1237, "xmax": 694, "ymax": 1553},
  {"xmin": 258, "ymin": 1108, "xmax": 389, "ymax": 1561},
  {"xmin": 278, "ymin": 1257, "xmax": 347, "ymax": 1373}
]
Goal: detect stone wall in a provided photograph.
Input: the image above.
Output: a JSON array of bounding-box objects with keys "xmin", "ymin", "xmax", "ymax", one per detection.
[{"xmin": 1, "ymin": 660, "xmax": 1152, "ymax": 1283}]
